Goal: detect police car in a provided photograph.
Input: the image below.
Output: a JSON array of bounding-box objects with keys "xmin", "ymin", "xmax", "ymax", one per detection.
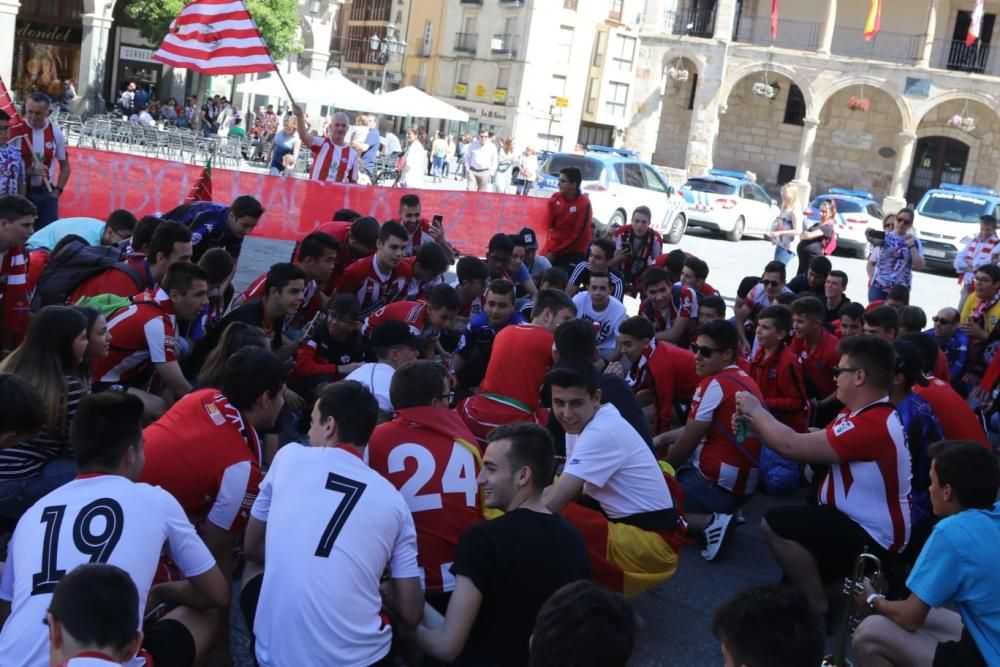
[
  {"xmin": 912, "ymin": 183, "xmax": 1000, "ymax": 271},
  {"xmin": 680, "ymin": 169, "xmax": 781, "ymax": 242},
  {"xmin": 534, "ymin": 146, "xmax": 689, "ymax": 243},
  {"xmin": 804, "ymin": 189, "xmax": 885, "ymax": 258}
]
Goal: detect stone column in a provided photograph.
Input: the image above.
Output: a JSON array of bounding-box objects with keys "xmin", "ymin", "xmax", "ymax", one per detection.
[
  {"xmin": 685, "ymin": 79, "xmax": 723, "ymax": 176},
  {"xmin": 790, "ymin": 117, "xmax": 820, "ymax": 203},
  {"xmin": 0, "ymin": 0, "xmax": 19, "ymax": 92},
  {"xmin": 76, "ymin": 11, "xmax": 114, "ymax": 116},
  {"xmin": 818, "ymin": 0, "xmax": 837, "ymax": 55},
  {"xmin": 713, "ymin": 0, "xmax": 738, "ymax": 42},
  {"xmin": 885, "ymin": 131, "xmax": 918, "ymax": 212},
  {"xmin": 301, "ymin": 48, "xmax": 331, "ymax": 118},
  {"xmin": 918, "ymin": 0, "xmax": 938, "ymax": 68}
]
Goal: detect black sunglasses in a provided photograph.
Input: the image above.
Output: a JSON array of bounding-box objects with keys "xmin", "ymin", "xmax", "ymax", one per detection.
[
  {"xmin": 932, "ymin": 317, "xmax": 956, "ymax": 325},
  {"xmin": 690, "ymin": 344, "xmax": 724, "ymax": 357},
  {"xmin": 760, "ymin": 279, "xmax": 782, "ymax": 288}
]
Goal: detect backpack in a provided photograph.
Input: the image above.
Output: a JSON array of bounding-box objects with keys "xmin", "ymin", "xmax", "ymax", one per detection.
[
  {"xmin": 31, "ymin": 240, "xmax": 142, "ymax": 311},
  {"xmin": 74, "ymin": 294, "xmax": 134, "ymax": 320}
]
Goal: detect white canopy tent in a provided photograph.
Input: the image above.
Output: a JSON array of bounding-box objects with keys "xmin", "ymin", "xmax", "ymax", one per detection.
[
  {"xmin": 311, "ymin": 70, "xmax": 381, "ymax": 111},
  {"xmin": 235, "ymin": 70, "xmax": 316, "ymax": 102},
  {"xmin": 369, "ymin": 86, "xmax": 469, "ymax": 122}
]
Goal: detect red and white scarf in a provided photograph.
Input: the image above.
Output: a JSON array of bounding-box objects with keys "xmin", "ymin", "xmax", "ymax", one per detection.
[
  {"xmin": 0, "ymin": 246, "xmax": 30, "ymax": 351},
  {"xmin": 10, "ymin": 123, "xmax": 56, "ymax": 180},
  {"xmin": 959, "ymin": 235, "xmax": 999, "ymax": 285},
  {"xmin": 626, "ymin": 340, "xmax": 657, "ymax": 390}
]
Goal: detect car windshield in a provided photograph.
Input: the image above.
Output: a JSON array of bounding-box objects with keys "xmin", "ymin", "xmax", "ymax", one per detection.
[
  {"xmin": 541, "ymin": 155, "xmax": 604, "ymax": 181},
  {"xmin": 685, "ymin": 179, "xmax": 736, "ymax": 195},
  {"xmin": 918, "ymin": 192, "xmax": 995, "ymax": 223},
  {"xmin": 808, "ymin": 197, "xmax": 864, "ymax": 216}
]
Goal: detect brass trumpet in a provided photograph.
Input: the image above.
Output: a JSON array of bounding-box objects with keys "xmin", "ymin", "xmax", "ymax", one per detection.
[{"xmin": 822, "ymin": 548, "xmax": 884, "ymax": 667}]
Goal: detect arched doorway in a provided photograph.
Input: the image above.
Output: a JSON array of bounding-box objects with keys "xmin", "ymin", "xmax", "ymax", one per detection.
[{"xmin": 906, "ymin": 136, "xmax": 971, "ymax": 204}]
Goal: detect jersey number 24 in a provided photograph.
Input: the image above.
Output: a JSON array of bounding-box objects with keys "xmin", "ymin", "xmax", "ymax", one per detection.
[{"xmin": 387, "ymin": 442, "xmax": 478, "ymax": 512}]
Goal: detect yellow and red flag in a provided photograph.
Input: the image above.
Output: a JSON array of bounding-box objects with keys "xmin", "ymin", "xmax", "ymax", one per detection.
[{"xmin": 863, "ymin": 0, "xmax": 882, "ymax": 41}]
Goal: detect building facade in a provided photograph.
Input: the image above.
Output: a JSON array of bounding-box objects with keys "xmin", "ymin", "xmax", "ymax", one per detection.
[
  {"xmin": 401, "ymin": 0, "xmax": 644, "ymax": 150},
  {"xmin": 331, "ymin": 0, "xmax": 412, "ymax": 94},
  {"xmin": 627, "ymin": 0, "xmax": 1000, "ymax": 211}
]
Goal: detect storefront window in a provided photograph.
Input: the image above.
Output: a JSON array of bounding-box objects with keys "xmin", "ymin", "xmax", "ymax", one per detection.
[{"xmin": 14, "ymin": 0, "xmax": 83, "ymax": 103}]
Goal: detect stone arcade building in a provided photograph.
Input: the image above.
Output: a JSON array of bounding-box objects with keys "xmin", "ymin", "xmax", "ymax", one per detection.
[{"xmin": 626, "ymin": 0, "xmax": 1000, "ymax": 211}]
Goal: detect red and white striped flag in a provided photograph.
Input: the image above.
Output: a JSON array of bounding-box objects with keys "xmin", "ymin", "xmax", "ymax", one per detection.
[
  {"xmin": 0, "ymin": 74, "xmax": 26, "ymax": 135},
  {"xmin": 187, "ymin": 160, "xmax": 213, "ymax": 202},
  {"xmin": 967, "ymin": 0, "xmax": 985, "ymax": 46},
  {"xmin": 152, "ymin": 0, "xmax": 277, "ymax": 75}
]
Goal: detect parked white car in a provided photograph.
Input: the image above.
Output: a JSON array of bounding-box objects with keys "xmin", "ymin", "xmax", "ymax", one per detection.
[
  {"xmin": 680, "ymin": 169, "xmax": 781, "ymax": 242},
  {"xmin": 533, "ymin": 146, "xmax": 690, "ymax": 244}
]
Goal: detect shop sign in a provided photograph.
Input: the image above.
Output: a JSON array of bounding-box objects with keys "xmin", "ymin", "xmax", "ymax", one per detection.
[
  {"xmin": 493, "ymin": 88, "xmax": 508, "ymax": 104},
  {"xmin": 120, "ymin": 46, "xmax": 156, "ymax": 64},
  {"xmin": 454, "ymin": 83, "xmax": 468, "ymax": 97},
  {"xmin": 16, "ymin": 20, "xmax": 82, "ymax": 45},
  {"xmin": 474, "ymin": 83, "xmax": 488, "ymax": 98}
]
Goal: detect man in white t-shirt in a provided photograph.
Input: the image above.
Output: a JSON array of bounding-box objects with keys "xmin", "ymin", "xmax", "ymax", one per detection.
[
  {"xmin": 545, "ymin": 362, "xmax": 684, "ymax": 595},
  {"xmin": 0, "ymin": 392, "xmax": 229, "ymax": 667},
  {"xmin": 10, "ymin": 92, "xmax": 71, "ymax": 228},
  {"xmin": 345, "ymin": 319, "xmax": 423, "ymax": 416},
  {"xmin": 571, "ymin": 271, "xmax": 627, "ymax": 360},
  {"xmin": 293, "ymin": 105, "xmax": 359, "ymax": 184},
  {"xmin": 241, "ymin": 380, "xmax": 423, "ymax": 667}
]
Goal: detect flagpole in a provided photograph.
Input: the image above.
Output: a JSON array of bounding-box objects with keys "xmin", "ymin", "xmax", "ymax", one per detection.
[{"xmin": 238, "ymin": 0, "xmax": 300, "ymax": 112}]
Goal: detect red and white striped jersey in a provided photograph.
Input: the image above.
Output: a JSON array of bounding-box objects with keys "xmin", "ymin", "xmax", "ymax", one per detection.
[
  {"xmin": 822, "ymin": 400, "xmax": 912, "ymax": 553},
  {"xmin": 338, "ymin": 255, "xmax": 411, "ymax": 314},
  {"xmin": 309, "ymin": 137, "xmax": 359, "ymax": 184},
  {"xmin": 93, "ymin": 289, "xmax": 177, "ymax": 388}
]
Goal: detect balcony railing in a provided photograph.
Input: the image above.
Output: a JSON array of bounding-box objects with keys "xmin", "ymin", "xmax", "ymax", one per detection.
[
  {"xmin": 491, "ymin": 34, "xmax": 518, "ymax": 58},
  {"xmin": 663, "ymin": 9, "xmax": 715, "ymax": 39},
  {"xmin": 454, "ymin": 32, "xmax": 478, "ymax": 54},
  {"xmin": 935, "ymin": 38, "xmax": 997, "ymax": 75},
  {"xmin": 733, "ymin": 15, "xmax": 820, "ymax": 51},
  {"xmin": 830, "ymin": 27, "xmax": 921, "ymax": 63}
]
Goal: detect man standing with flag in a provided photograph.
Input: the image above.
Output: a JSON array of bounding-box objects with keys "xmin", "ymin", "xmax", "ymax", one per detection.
[
  {"xmin": 8, "ymin": 93, "xmax": 70, "ymax": 229},
  {"xmin": 293, "ymin": 105, "xmax": 359, "ymax": 184}
]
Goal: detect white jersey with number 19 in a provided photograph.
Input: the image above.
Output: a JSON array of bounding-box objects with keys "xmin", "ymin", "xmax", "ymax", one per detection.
[
  {"xmin": 0, "ymin": 474, "xmax": 216, "ymax": 667},
  {"xmin": 251, "ymin": 443, "xmax": 420, "ymax": 667}
]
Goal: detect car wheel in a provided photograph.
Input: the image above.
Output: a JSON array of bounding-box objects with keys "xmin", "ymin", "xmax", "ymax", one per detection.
[
  {"xmin": 725, "ymin": 216, "xmax": 745, "ymax": 242},
  {"xmin": 665, "ymin": 213, "xmax": 686, "ymax": 245},
  {"xmin": 608, "ymin": 209, "xmax": 627, "ymax": 230}
]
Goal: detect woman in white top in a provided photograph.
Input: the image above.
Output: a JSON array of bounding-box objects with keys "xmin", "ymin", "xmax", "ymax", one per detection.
[
  {"xmin": 516, "ymin": 145, "xmax": 539, "ymax": 196},
  {"xmin": 399, "ymin": 126, "xmax": 426, "ymax": 188},
  {"xmin": 766, "ymin": 183, "xmax": 803, "ymax": 265},
  {"xmin": 494, "ymin": 138, "xmax": 516, "ymax": 194}
]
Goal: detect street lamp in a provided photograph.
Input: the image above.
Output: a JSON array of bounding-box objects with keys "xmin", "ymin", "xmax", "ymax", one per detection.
[{"xmin": 369, "ymin": 23, "xmax": 406, "ymax": 94}]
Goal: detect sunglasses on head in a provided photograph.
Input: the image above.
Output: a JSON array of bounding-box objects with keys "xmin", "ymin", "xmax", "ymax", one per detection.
[
  {"xmin": 932, "ymin": 316, "xmax": 956, "ymax": 325},
  {"xmin": 760, "ymin": 279, "xmax": 782, "ymax": 288},
  {"xmin": 690, "ymin": 344, "xmax": 724, "ymax": 357}
]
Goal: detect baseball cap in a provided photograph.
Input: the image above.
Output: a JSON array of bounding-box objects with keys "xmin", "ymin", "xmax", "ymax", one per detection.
[
  {"xmin": 519, "ymin": 227, "xmax": 538, "ymax": 250},
  {"xmin": 893, "ymin": 340, "xmax": 930, "ymax": 387},
  {"xmin": 371, "ymin": 320, "xmax": 424, "ymax": 351}
]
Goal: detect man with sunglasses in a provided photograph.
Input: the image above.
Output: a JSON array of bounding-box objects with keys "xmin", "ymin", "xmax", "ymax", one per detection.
[
  {"xmin": 734, "ymin": 334, "xmax": 912, "ymax": 616},
  {"xmin": 368, "ymin": 360, "xmax": 484, "ymax": 614},
  {"xmin": 735, "ymin": 261, "xmax": 792, "ymax": 352},
  {"xmin": 662, "ymin": 320, "xmax": 766, "ymax": 562},
  {"xmin": 925, "ymin": 307, "xmax": 968, "ymax": 387}
]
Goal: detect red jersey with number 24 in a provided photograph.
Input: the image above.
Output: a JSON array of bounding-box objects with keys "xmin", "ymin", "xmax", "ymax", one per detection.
[{"xmin": 367, "ymin": 406, "xmax": 484, "ymax": 594}]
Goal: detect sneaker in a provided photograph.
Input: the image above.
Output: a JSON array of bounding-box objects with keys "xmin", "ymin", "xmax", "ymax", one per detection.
[{"xmin": 701, "ymin": 512, "xmax": 735, "ymax": 562}]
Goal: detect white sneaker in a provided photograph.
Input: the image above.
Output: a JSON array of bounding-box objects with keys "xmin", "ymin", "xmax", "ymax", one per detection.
[{"xmin": 701, "ymin": 512, "xmax": 735, "ymax": 562}]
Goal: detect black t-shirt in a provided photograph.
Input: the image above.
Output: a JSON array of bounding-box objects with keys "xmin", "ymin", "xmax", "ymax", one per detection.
[
  {"xmin": 451, "ymin": 509, "xmax": 589, "ymax": 667},
  {"xmin": 785, "ymin": 273, "xmax": 825, "ymax": 298},
  {"xmin": 186, "ymin": 300, "xmax": 283, "ymax": 375},
  {"xmin": 824, "ymin": 295, "xmax": 851, "ymax": 324}
]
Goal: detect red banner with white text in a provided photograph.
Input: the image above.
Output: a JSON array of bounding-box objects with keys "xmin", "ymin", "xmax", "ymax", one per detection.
[{"xmin": 59, "ymin": 148, "xmax": 550, "ymax": 253}]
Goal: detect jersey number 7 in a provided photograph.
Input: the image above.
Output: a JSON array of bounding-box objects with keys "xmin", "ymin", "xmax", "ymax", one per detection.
[
  {"xmin": 314, "ymin": 473, "xmax": 367, "ymax": 558},
  {"xmin": 31, "ymin": 498, "xmax": 125, "ymax": 595}
]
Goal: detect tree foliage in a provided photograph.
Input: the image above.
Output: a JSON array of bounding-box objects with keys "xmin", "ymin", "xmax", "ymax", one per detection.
[{"xmin": 125, "ymin": 0, "xmax": 302, "ymax": 61}]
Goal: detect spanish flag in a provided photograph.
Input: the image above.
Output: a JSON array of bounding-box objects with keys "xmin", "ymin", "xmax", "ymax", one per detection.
[{"xmin": 863, "ymin": 0, "xmax": 882, "ymax": 41}]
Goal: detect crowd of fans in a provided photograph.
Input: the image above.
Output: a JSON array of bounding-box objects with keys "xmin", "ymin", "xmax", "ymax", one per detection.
[{"xmin": 0, "ymin": 155, "xmax": 996, "ymax": 667}]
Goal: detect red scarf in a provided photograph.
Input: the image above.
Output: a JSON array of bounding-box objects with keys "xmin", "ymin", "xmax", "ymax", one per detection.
[
  {"xmin": 0, "ymin": 246, "xmax": 29, "ymax": 352},
  {"xmin": 959, "ymin": 235, "xmax": 1000, "ymax": 285},
  {"xmin": 10, "ymin": 123, "xmax": 56, "ymax": 177},
  {"xmin": 626, "ymin": 340, "xmax": 657, "ymax": 390}
]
